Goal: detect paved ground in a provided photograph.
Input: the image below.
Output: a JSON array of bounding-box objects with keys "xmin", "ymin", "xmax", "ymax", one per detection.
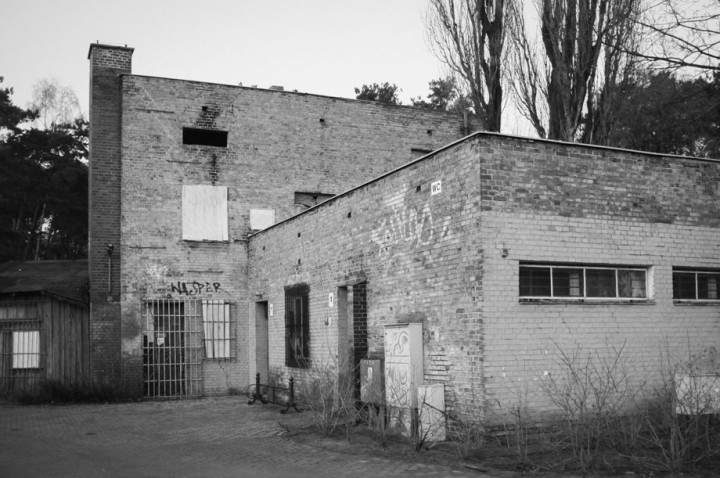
[{"xmin": 0, "ymin": 396, "xmax": 484, "ymax": 477}]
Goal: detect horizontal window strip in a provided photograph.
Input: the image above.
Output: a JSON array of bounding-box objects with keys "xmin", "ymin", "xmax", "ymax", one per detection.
[{"xmin": 520, "ymin": 264, "xmax": 647, "ymax": 300}]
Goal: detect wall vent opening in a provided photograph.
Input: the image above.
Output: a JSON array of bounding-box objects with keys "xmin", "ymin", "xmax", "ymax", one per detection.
[{"xmin": 183, "ymin": 128, "xmax": 228, "ymax": 147}]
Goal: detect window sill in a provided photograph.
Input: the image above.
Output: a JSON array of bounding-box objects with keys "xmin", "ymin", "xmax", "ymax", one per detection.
[
  {"xmin": 519, "ymin": 298, "xmax": 655, "ymax": 306},
  {"xmin": 673, "ymin": 300, "xmax": 720, "ymax": 306},
  {"xmin": 183, "ymin": 239, "xmax": 230, "ymax": 244}
]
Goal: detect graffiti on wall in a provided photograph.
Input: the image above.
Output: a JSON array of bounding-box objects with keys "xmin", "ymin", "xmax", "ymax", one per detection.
[
  {"xmin": 370, "ymin": 202, "xmax": 451, "ymax": 275},
  {"xmin": 170, "ymin": 281, "xmax": 222, "ymax": 296}
]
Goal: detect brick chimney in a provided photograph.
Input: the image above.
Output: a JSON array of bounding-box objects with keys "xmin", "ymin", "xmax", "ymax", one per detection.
[{"xmin": 87, "ymin": 43, "xmax": 133, "ymax": 386}]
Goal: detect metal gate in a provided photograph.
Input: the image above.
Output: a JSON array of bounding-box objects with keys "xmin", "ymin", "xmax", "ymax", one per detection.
[{"xmin": 142, "ymin": 299, "xmax": 202, "ymax": 398}]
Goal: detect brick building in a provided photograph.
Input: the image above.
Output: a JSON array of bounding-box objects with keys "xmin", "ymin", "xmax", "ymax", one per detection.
[
  {"xmin": 249, "ymin": 134, "xmax": 720, "ymax": 424},
  {"xmin": 87, "ymin": 43, "xmax": 475, "ymax": 397},
  {"xmin": 88, "ymin": 43, "xmax": 719, "ymax": 423}
]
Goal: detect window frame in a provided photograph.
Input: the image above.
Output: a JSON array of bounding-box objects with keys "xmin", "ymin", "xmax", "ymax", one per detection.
[
  {"xmin": 12, "ymin": 330, "xmax": 41, "ymax": 369},
  {"xmin": 202, "ymin": 300, "xmax": 233, "ymax": 360},
  {"xmin": 519, "ymin": 263, "xmax": 650, "ymax": 302},
  {"xmin": 285, "ymin": 284, "xmax": 310, "ymax": 368},
  {"xmin": 673, "ymin": 268, "xmax": 720, "ymax": 302}
]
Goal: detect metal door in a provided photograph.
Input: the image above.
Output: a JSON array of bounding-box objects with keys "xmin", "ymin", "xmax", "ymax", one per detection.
[{"xmin": 142, "ymin": 299, "xmax": 202, "ymax": 397}]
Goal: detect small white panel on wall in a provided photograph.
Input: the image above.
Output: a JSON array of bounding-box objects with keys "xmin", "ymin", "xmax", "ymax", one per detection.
[
  {"xmin": 269, "ymin": 304, "xmax": 273, "ymax": 317},
  {"xmin": 249, "ymin": 208, "xmax": 275, "ymax": 231},
  {"xmin": 328, "ymin": 292, "xmax": 334, "ymax": 308},
  {"xmin": 418, "ymin": 383, "xmax": 446, "ymax": 442},
  {"xmin": 430, "ymin": 180, "xmax": 442, "ymax": 195}
]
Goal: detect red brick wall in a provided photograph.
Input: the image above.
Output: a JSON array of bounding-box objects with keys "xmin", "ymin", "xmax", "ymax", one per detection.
[
  {"xmin": 88, "ymin": 44, "xmax": 133, "ymax": 387},
  {"xmin": 88, "ymin": 41, "xmax": 475, "ymax": 396},
  {"xmin": 248, "ymin": 133, "xmax": 720, "ymax": 423},
  {"xmin": 248, "ymin": 140, "xmax": 484, "ymax": 420}
]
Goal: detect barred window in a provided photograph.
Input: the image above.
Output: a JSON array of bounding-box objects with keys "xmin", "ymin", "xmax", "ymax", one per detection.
[
  {"xmin": 520, "ymin": 264, "xmax": 647, "ymax": 300},
  {"xmin": 673, "ymin": 269, "xmax": 720, "ymax": 300},
  {"xmin": 202, "ymin": 300, "xmax": 232, "ymax": 359},
  {"xmin": 285, "ymin": 284, "xmax": 310, "ymax": 368},
  {"xmin": 12, "ymin": 330, "xmax": 40, "ymax": 369}
]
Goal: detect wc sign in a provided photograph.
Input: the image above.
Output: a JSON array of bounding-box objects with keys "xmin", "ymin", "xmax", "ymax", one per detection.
[{"xmin": 431, "ymin": 180, "xmax": 442, "ymax": 195}]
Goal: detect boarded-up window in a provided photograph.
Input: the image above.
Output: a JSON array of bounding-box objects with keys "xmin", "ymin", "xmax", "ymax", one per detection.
[
  {"xmin": 202, "ymin": 300, "xmax": 231, "ymax": 359},
  {"xmin": 12, "ymin": 330, "xmax": 40, "ymax": 369},
  {"xmin": 182, "ymin": 185, "xmax": 229, "ymax": 241},
  {"xmin": 285, "ymin": 284, "xmax": 310, "ymax": 368},
  {"xmin": 249, "ymin": 208, "xmax": 275, "ymax": 231}
]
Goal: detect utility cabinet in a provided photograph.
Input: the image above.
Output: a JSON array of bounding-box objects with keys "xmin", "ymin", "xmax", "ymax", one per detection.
[
  {"xmin": 360, "ymin": 358, "xmax": 384, "ymax": 404},
  {"xmin": 384, "ymin": 323, "xmax": 424, "ymax": 408}
]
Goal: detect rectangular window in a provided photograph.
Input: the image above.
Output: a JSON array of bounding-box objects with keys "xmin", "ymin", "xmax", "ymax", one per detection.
[
  {"xmin": 285, "ymin": 284, "xmax": 310, "ymax": 368},
  {"xmin": 202, "ymin": 300, "xmax": 232, "ymax": 359},
  {"xmin": 182, "ymin": 185, "xmax": 229, "ymax": 241},
  {"xmin": 12, "ymin": 330, "xmax": 40, "ymax": 369},
  {"xmin": 294, "ymin": 192, "xmax": 334, "ymax": 212},
  {"xmin": 520, "ymin": 264, "xmax": 647, "ymax": 300},
  {"xmin": 182, "ymin": 128, "xmax": 228, "ymax": 147},
  {"xmin": 673, "ymin": 269, "xmax": 720, "ymax": 300}
]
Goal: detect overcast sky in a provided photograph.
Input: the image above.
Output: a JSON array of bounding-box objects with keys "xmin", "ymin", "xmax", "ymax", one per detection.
[{"xmin": 1, "ymin": 0, "xmax": 450, "ymax": 117}]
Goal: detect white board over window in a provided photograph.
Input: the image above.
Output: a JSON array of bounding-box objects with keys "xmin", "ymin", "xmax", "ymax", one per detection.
[
  {"xmin": 182, "ymin": 185, "xmax": 229, "ymax": 241},
  {"xmin": 249, "ymin": 208, "xmax": 275, "ymax": 231}
]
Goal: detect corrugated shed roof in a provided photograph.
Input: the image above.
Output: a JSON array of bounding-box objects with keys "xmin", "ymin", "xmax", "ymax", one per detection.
[{"xmin": 0, "ymin": 260, "xmax": 88, "ymax": 303}]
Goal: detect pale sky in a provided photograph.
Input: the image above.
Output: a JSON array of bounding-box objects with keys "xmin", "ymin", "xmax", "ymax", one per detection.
[{"xmin": 1, "ymin": 0, "xmax": 450, "ymax": 118}]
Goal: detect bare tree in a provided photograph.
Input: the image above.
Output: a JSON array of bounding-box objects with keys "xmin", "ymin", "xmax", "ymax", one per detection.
[
  {"xmin": 632, "ymin": 0, "xmax": 720, "ymax": 71},
  {"xmin": 29, "ymin": 78, "xmax": 82, "ymax": 130},
  {"xmin": 507, "ymin": 1, "xmax": 550, "ymax": 138},
  {"xmin": 426, "ymin": 0, "xmax": 508, "ymax": 132},
  {"xmin": 581, "ymin": 0, "xmax": 642, "ymax": 144},
  {"xmin": 508, "ymin": 0, "xmax": 640, "ymax": 142}
]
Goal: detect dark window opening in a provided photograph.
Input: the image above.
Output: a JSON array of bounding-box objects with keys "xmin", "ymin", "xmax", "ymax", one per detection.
[
  {"xmin": 285, "ymin": 284, "xmax": 310, "ymax": 368},
  {"xmin": 183, "ymin": 128, "xmax": 228, "ymax": 147},
  {"xmin": 294, "ymin": 192, "xmax": 334, "ymax": 211},
  {"xmin": 673, "ymin": 269, "xmax": 720, "ymax": 300},
  {"xmin": 411, "ymin": 148, "xmax": 432, "ymax": 160}
]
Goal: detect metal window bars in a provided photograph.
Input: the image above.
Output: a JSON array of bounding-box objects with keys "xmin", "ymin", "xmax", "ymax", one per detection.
[{"xmin": 142, "ymin": 299, "xmax": 202, "ymax": 398}]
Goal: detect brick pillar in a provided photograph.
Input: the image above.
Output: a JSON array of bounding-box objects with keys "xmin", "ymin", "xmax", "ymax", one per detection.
[
  {"xmin": 352, "ymin": 282, "xmax": 368, "ymax": 399},
  {"xmin": 87, "ymin": 43, "xmax": 133, "ymax": 386}
]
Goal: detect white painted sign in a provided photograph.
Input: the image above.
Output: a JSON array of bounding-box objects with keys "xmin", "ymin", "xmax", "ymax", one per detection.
[
  {"xmin": 431, "ymin": 180, "xmax": 442, "ymax": 195},
  {"xmin": 328, "ymin": 292, "xmax": 334, "ymax": 307},
  {"xmin": 269, "ymin": 304, "xmax": 273, "ymax": 317}
]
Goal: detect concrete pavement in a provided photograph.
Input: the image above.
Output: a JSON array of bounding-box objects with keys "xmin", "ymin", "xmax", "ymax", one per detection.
[{"xmin": 0, "ymin": 396, "xmax": 483, "ymax": 477}]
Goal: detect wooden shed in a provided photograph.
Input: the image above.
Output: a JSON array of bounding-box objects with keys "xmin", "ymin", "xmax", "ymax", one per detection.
[{"xmin": 0, "ymin": 260, "xmax": 89, "ymax": 397}]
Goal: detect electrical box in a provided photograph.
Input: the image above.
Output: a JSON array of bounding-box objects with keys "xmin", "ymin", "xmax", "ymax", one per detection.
[
  {"xmin": 360, "ymin": 359, "xmax": 384, "ymax": 404},
  {"xmin": 384, "ymin": 322, "xmax": 424, "ymax": 408},
  {"xmin": 418, "ymin": 383, "xmax": 446, "ymax": 442}
]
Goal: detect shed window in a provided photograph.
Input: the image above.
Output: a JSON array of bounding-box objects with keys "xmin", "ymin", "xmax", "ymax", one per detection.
[
  {"xmin": 202, "ymin": 300, "xmax": 232, "ymax": 359},
  {"xmin": 182, "ymin": 185, "xmax": 229, "ymax": 241},
  {"xmin": 520, "ymin": 264, "xmax": 647, "ymax": 300},
  {"xmin": 12, "ymin": 330, "xmax": 40, "ymax": 369},
  {"xmin": 673, "ymin": 269, "xmax": 720, "ymax": 300},
  {"xmin": 285, "ymin": 284, "xmax": 310, "ymax": 368}
]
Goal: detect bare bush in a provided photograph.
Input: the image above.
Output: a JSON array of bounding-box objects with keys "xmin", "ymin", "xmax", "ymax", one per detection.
[
  {"xmin": 639, "ymin": 345, "xmax": 720, "ymax": 472},
  {"xmin": 540, "ymin": 341, "xmax": 636, "ymax": 472},
  {"xmin": 297, "ymin": 354, "xmax": 357, "ymax": 439}
]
